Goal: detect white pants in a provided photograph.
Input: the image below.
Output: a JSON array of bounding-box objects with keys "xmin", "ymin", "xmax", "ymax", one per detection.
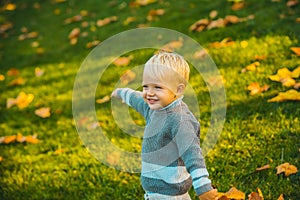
[{"xmin": 144, "ymin": 192, "xmax": 191, "ymax": 200}]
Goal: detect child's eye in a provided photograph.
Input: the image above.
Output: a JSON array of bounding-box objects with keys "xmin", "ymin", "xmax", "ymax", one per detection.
[
  {"xmin": 155, "ymin": 86, "xmax": 162, "ymax": 89},
  {"xmin": 142, "ymin": 85, "xmax": 148, "ymax": 89}
]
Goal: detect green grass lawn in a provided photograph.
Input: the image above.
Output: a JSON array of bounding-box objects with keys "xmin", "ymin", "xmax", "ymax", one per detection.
[{"xmin": 1, "ymin": 0, "xmax": 300, "ymax": 199}]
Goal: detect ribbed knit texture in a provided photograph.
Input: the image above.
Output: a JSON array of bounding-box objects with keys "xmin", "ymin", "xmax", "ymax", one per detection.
[{"xmin": 117, "ymin": 88, "xmax": 213, "ymax": 196}]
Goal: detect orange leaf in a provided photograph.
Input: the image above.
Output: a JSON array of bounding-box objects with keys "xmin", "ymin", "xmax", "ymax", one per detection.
[
  {"xmin": 247, "ymin": 82, "xmax": 269, "ymax": 95},
  {"xmin": 207, "ymin": 18, "xmax": 226, "ymax": 30},
  {"xmin": 7, "ymin": 68, "xmax": 19, "ymax": 76},
  {"xmin": 25, "ymin": 134, "xmax": 39, "ymax": 144},
  {"xmin": 147, "ymin": 9, "xmax": 165, "ymax": 21},
  {"xmin": 0, "ymin": 74, "xmax": 5, "ymax": 81},
  {"xmin": 210, "ymin": 37, "xmax": 235, "ymax": 48},
  {"xmin": 231, "ymin": 2, "xmax": 245, "ymax": 11},
  {"xmin": 256, "ymin": 164, "xmax": 271, "ymax": 171},
  {"xmin": 68, "ymin": 28, "xmax": 80, "ymax": 39},
  {"xmin": 120, "ymin": 70, "xmax": 136, "ymax": 85},
  {"xmin": 2, "ymin": 135, "xmax": 17, "ymax": 144},
  {"xmin": 248, "ymin": 192, "xmax": 263, "ymax": 200},
  {"xmin": 209, "ymin": 10, "xmax": 218, "ymax": 19},
  {"xmin": 8, "ymin": 77, "xmax": 26, "ymax": 86},
  {"xmin": 86, "ymin": 40, "xmax": 101, "ymax": 49},
  {"xmin": 113, "ymin": 56, "xmax": 132, "ymax": 67},
  {"xmin": 224, "ymin": 187, "xmax": 245, "ymax": 200},
  {"xmin": 276, "ymin": 162, "xmax": 298, "ymax": 176},
  {"xmin": 35, "ymin": 107, "xmax": 51, "ymax": 118},
  {"xmin": 4, "ymin": 3, "xmax": 16, "ymax": 11},
  {"xmin": 286, "ymin": 0, "xmax": 298, "ymax": 7},
  {"xmin": 130, "ymin": 0, "xmax": 157, "ymax": 7},
  {"xmin": 96, "ymin": 95, "xmax": 110, "ymax": 104},
  {"xmin": 64, "ymin": 15, "xmax": 83, "ymax": 25},
  {"xmin": 189, "ymin": 19, "xmax": 210, "ymax": 32},
  {"xmin": 97, "ymin": 16, "xmax": 117, "ymax": 27},
  {"xmin": 277, "ymin": 194, "xmax": 284, "ymax": 200},
  {"xmin": 290, "ymin": 47, "xmax": 300, "ymax": 56},
  {"xmin": 268, "ymin": 89, "xmax": 300, "ymax": 102},
  {"xmin": 0, "ymin": 156, "xmax": 3, "ymax": 162},
  {"xmin": 16, "ymin": 133, "xmax": 26, "ymax": 143}
]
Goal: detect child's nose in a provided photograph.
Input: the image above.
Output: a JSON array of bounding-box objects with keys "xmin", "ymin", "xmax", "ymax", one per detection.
[{"xmin": 148, "ymin": 88, "xmax": 155, "ymax": 96}]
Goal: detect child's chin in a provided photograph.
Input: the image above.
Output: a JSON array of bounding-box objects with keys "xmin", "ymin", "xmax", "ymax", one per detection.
[{"xmin": 148, "ymin": 104, "xmax": 161, "ymax": 110}]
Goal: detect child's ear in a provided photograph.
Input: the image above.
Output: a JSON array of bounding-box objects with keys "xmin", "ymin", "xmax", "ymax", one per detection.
[{"xmin": 176, "ymin": 83, "xmax": 185, "ymax": 96}]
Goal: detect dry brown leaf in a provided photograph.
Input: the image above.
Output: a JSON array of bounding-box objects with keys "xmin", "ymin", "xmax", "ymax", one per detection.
[
  {"xmin": 8, "ymin": 77, "xmax": 26, "ymax": 86},
  {"xmin": 0, "ymin": 22, "xmax": 13, "ymax": 34},
  {"xmin": 64, "ymin": 15, "xmax": 83, "ymax": 25},
  {"xmin": 189, "ymin": 19, "xmax": 210, "ymax": 32},
  {"xmin": 256, "ymin": 164, "xmax": 271, "ymax": 171},
  {"xmin": 35, "ymin": 107, "xmax": 51, "ymax": 118},
  {"xmin": 207, "ymin": 18, "xmax": 226, "ymax": 30},
  {"xmin": 276, "ymin": 162, "xmax": 298, "ymax": 176},
  {"xmin": 224, "ymin": 187, "xmax": 245, "ymax": 200},
  {"xmin": 86, "ymin": 40, "xmax": 101, "ymax": 49},
  {"xmin": 96, "ymin": 95, "xmax": 110, "ymax": 104}
]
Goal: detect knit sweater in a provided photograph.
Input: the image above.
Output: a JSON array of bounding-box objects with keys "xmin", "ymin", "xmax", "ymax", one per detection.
[{"xmin": 116, "ymin": 88, "xmax": 213, "ymax": 196}]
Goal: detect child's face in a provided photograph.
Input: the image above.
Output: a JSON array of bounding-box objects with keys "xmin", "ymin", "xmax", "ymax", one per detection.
[{"xmin": 142, "ymin": 74, "xmax": 177, "ymax": 110}]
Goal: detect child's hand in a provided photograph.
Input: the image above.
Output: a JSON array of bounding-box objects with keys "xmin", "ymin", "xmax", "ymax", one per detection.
[
  {"xmin": 111, "ymin": 88, "xmax": 120, "ymax": 98},
  {"xmin": 198, "ymin": 189, "xmax": 218, "ymax": 200}
]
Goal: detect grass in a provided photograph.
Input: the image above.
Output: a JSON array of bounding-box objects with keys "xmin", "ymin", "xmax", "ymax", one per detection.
[{"xmin": 1, "ymin": 0, "xmax": 300, "ymax": 199}]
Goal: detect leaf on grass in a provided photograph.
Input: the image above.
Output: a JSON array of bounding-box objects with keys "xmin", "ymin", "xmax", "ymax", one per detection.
[
  {"xmin": 268, "ymin": 67, "xmax": 298, "ymax": 87},
  {"xmin": 247, "ymin": 82, "xmax": 269, "ymax": 96},
  {"xmin": 18, "ymin": 32, "xmax": 39, "ymax": 41},
  {"xmin": 290, "ymin": 47, "xmax": 300, "ymax": 56},
  {"xmin": 147, "ymin": 9, "xmax": 165, "ymax": 21},
  {"xmin": 0, "ymin": 22, "xmax": 13, "ymax": 34},
  {"xmin": 130, "ymin": 0, "xmax": 157, "ymax": 7},
  {"xmin": 209, "ymin": 10, "xmax": 218, "ymax": 19},
  {"xmin": 123, "ymin": 17, "xmax": 137, "ymax": 25},
  {"xmin": 241, "ymin": 61, "xmax": 260, "ymax": 72},
  {"xmin": 256, "ymin": 164, "xmax": 271, "ymax": 171},
  {"xmin": 96, "ymin": 95, "xmax": 110, "ymax": 104},
  {"xmin": 276, "ymin": 162, "xmax": 298, "ymax": 176},
  {"xmin": 4, "ymin": 3, "xmax": 16, "ymax": 11},
  {"xmin": 277, "ymin": 194, "xmax": 284, "ymax": 200},
  {"xmin": 64, "ymin": 15, "xmax": 83, "ymax": 25},
  {"xmin": 254, "ymin": 55, "xmax": 267, "ymax": 61},
  {"xmin": 286, "ymin": 0, "xmax": 298, "ymax": 7},
  {"xmin": 268, "ymin": 89, "xmax": 300, "ymax": 102},
  {"xmin": 291, "ymin": 65, "xmax": 300, "ymax": 78},
  {"xmin": 0, "ymin": 156, "xmax": 3, "ymax": 162},
  {"xmin": 1, "ymin": 135, "xmax": 17, "ymax": 144},
  {"xmin": 86, "ymin": 40, "xmax": 101, "ymax": 49},
  {"xmin": 113, "ymin": 56, "xmax": 132, "ymax": 67},
  {"xmin": 231, "ymin": 2, "xmax": 245, "ymax": 10},
  {"xmin": 210, "ymin": 37, "xmax": 235, "ymax": 48},
  {"xmin": 68, "ymin": 28, "xmax": 80, "ymax": 45},
  {"xmin": 7, "ymin": 92, "xmax": 34, "ymax": 109},
  {"xmin": 35, "ymin": 107, "xmax": 51, "ymax": 118},
  {"xmin": 97, "ymin": 16, "xmax": 118, "ymax": 27},
  {"xmin": 8, "ymin": 77, "xmax": 26, "ymax": 86},
  {"xmin": 0, "ymin": 74, "xmax": 5, "ymax": 81},
  {"xmin": 160, "ymin": 38, "xmax": 183, "ymax": 52},
  {"xmin": 35, "ymin": 67, "xmax": 44, "ymax": 77},
  {"xmin": 7, "ymin": 68, "xmax": 19, "ymax": 76},
  {"xmin": 248, "ymin": 188, "xmax": 264, "ymax": 200},
  {"xmin": 54, "ymin": 149, "xmax": 65, "ymax": 155},
  {"xmin": 120, "ymin": 70, "xmax": 136, "ymax": 85},
  {"xmin": 218, "ymin": 187, "xmax": 245, "ymax": 200}
]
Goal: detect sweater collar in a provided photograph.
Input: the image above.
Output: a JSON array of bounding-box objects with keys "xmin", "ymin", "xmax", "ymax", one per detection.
[{"xmin": 159, "ymin": 96, "xmax": 183, "ymax": 111}]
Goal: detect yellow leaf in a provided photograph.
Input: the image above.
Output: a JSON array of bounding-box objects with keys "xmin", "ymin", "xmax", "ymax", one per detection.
[
  {"xmin": 231, "ymin": 2, "xmax": 245, "ymax": 11},
  {"xmin": 240, "ymin": 40, "xmax": 248, "ymax": 48},
  {"xmin": 96, "ymin": 96, "xmax": 110, "ymax": 104},
  {"xmin": 35, "ymin": 67, "xmax": 44, "ymax": 77},
  {"xmin": 247, "ymin": 82, "xmax": 269, "ymax": 95},
  {"xmin": 15, "ymin": 92, "xmax": 34, "ymax": 109},
  {"xmin": 281, "ymin": 77, "xmax": 296, "ymax": 87},
  {"xmin": 276, "ymin": 162, "xmax": 298, "ymax": 176},
  {"xmin": 86, "ymin": 40, "xmax": 101, "ymax": 49},
  {"xmin": 35, "ymin": 107, "xmax": 51, "ymax": 118},
  {"xmin": 224, "ymin": 187, "xmax": 245, "ymax": 200},
  {"xmin": 256, "ymin": 164, "xmax": 271, "ymax": 171},
  {"xmin": 268, "ymin": 89, "xmax": 300, "ymax": 102},
  {"xmin": 209, "ymin": 10, "xmax": 218, "ymax": 19},
  {"xmin": 291, "ymin": 65, "xmax": 300, "ymax": 78},
  {"xmin": 0, "ymin": 74, "xmax": 5, "ymax": 81},
  {"xmin": 16, "ymin": 133, "xmax": 26, "ymax": 143},
  {"xmin": 4, "ymin": 3, "xmax": 16, "ymax": 11},
  {"xmin": 0, "ymin": 156, "xmax": 3, "ymax": 162}
]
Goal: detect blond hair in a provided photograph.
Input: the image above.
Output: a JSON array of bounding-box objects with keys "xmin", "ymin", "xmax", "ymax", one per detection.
[{"xmin": 143, "ymin": 51, "xmax": 190, "ymax": 87}]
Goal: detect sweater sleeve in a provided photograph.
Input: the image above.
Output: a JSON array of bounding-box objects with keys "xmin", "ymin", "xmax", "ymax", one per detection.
[
  {"xmin": 116, "ymin": 88, "xmax": 149, "ymax": 118},
  {"xmin": 174, "ymin": 119, "xmax": 213, "ymax": 195}
]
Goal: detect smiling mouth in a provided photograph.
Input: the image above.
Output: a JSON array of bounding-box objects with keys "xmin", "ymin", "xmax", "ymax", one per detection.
[{"xmin": 147, "ymin": 98, "xmax": 158, "ymax": 104}]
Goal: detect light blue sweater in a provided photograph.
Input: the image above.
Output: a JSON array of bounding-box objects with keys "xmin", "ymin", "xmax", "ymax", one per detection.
[{"xmin": 117, "ymin": 88, "xmax": 213, "ymax": 196}]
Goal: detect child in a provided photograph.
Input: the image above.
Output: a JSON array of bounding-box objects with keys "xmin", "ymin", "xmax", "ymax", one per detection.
[{"xmin": 111, "ymin": 51, "xmax": 218, "ymax": 200}]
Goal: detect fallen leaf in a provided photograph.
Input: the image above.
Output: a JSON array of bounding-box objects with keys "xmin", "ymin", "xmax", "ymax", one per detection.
[
  {"xmin": 210, "ymin": 37, "xmax": 235, "ymax": 48},
  {"xmin": 242, "ymin": 61, "xmax": 260, "ymax": 72},
  {"xmin": 96, "ymin": 95, "xmax": 110, "ymax": 104},
  {"xmin": 2, "ymin": 135, "xmax": 17, "ymax": 144},
  {"xmin": 147, "ymin": 9, "xmax": 165, "ymax": 21},
  {"xmin": 0, "ymin": 22, "xmax": 13, "ymax": 34},
  {"xmin": 35, "ymin": 67, "xmax": 44, "ymax": 77},
  {"xmin": 269, "ymin": 67, "xmax": 299, "ymax": 87},
  {"xmin": 64, "ymin": 15, "xmax": 82, "ymax": 25},
  {"xmin": 290, "ymin": 47, "xmax": 300, "ymax": 56},
  {"xmin": 4, "ymin": 3, "xmax": 16, "ymax": 11},
  {"xmin": 25, "ymin": 134, "xmax": 39, "ymax": 144},
  {"xmin": 286, "ymin": 0, "xmax": 298, "ymax": 7},
  {"xmin": 268, "ymin": 89, "xmax": 300, "ymax": 102},
  {"xmin": 123, "ymin": 16, "xmax": 137, "ymax": 25},
  {"xmin": 189, "ymin": 18, "xmax": 210, "ymax": 32},
  {"xmin": 209, "ymin": 10, "xmax": 218, "ymax": 19},
  {"xmin": 160, "ymin": 38, "xmax": 183, "ymax": 52},
  {"xmin": 18, "ymin": 32, "xmax": 38, "ymax": 41},
  {"xmin": 35, "ymin": 107, "xmax": 51, "ymax": 118},
  {"xmin": 113, "ymin": 56, "xmax": 132, "ymax": 67},
  {"xmin": 207, "ymin": 18, "xmax": 226, "ymax": 30},
  {"xmin": 224, "ymin": 15, "xmax": 240, "ymax": 24},
  {"xmin": 276, "ymin": 162, "xmax": 298, "ymax": 176},
  {"xmin": 0, "ymin": 156, "xmax": 3, "ymax": 162},
  {"xmin": 256, "ymin": 164, "xmax": 271, "ymax": 171},
  {"xmin": 277, "ymin": 194, "xmax": 284, "ymax": 200},
  {"xmin": 16, "ymin": 133, "xmax": 26, "ymax": 143},
  {"xmin": 231, "ymin": 2, "xmax": 245, "ymax": 10},
  {"xmin": 54, "ymin": 149, "xmax": 65, "ymax": 155},
  {"xmin": 68, "ymin": 28, "xmax": 80, "ymax": 39},
  {"xmin": 296, "ymin": 18, "xmax": 300, "ymax": 23},
  {"xmin": 247, "ymin": 82, "xmax": 269, "ymax": 95},
  {"xmin": 194, "ymin": 49, "xmax": 209, "ymax": 59},
  {"xmin": 7, "ymin": 68, "xmax": 19, "ymax": 76},
  {"xmin": 224, "ymin": 187, "xmax": 245, "ymax": 200},
  {"xmin": 291, "ymin": 65, "xmax": 300, "ymax": 78},
  {"xmin": 120, "ymin": 70, "xmax": 136, "ymax": 85},
  {"xmin": 107, "ymin": 151, "xmax": 121, "ymax": 166},
  {"xmin": 86, "ymin": 40, "xmax": 101, "ymax": 49},
  {"xmin": 130, "ymin": 0, "xmax": 157, "ymax": 7},
  {"xmin": 97, "ymin": 16, "xmax": 118, "ymax": 27},
  {"xmin": 294, "ymin": 82, "xmax": 300, "ymax": 89},
  {"xmin": 8, "ymin": 77, "xmax": 26, "ymax": 86},
  {"xmin": 254, "ymin": 55, "xmax": 267, "ymax": 61},
  {"xmin": 0, "ymin": 74, "xmax": 5, "ymax": 81},
  {"xmin": 240, "ymin": 40, "xmax": 248, "ymax": 48},
  {"xmin": 248, "ymin": 191, "xmax": 263, "ymax": 200}
]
